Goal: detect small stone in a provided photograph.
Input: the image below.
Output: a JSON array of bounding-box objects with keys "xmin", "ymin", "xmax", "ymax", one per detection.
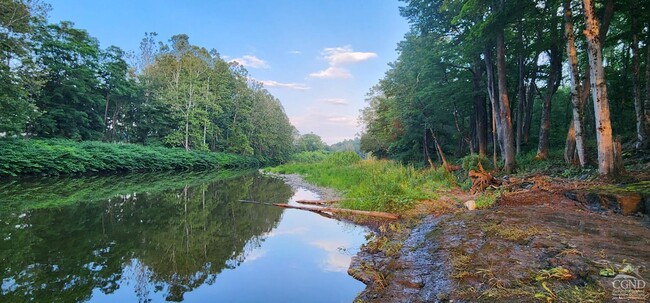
[{"xmin": 465, "ymin": 200, "xmax": 476, "ymax": 211}]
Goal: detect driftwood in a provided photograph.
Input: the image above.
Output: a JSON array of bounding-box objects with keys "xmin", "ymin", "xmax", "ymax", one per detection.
[
  {"xmin": 273, "ymin": 203, "xmax": 401, "ymax": 220},
  {"xmin": 469, "ymin": 159, "xmax": 500, "ymax": 193},
  {"xmin": 239, "ymin": 200, "xmax": 400, "ymax": 220},
  {"xmin": 295, "ymin": 199, "xmax": 341, "ymax": 205}
]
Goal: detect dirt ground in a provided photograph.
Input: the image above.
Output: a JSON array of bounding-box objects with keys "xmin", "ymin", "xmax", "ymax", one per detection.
[{"xmin": 349, "ymin": 184, "xmax": 650, "ymax": 303}]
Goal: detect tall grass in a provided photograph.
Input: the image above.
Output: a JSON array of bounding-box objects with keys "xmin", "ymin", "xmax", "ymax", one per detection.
[
  {"xmin": 0, "ymin": 139, "xmax": 259, "ymax": 177},
  {"xmin": 267, "ymin": 151, "xmax": 456, "ymax": 213}
]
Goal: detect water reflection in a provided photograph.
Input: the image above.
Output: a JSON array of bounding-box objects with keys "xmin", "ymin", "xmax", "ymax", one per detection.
[{"xmin": 0, "ymin": 173, "xmax": 366, "ymax": 303}]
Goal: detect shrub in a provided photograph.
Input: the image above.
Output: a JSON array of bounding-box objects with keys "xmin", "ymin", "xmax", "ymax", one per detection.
[{"xmin": 0, "ymin": 139, "xmax": 258, "ymax": 177}]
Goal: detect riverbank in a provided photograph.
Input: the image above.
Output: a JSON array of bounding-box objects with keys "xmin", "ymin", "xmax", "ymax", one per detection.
[
  {"xmin": 0, "ymin": 139, "xmax": 259, "ymax": 177},
  {"xmin": 268, "ymin": 153, "xmax": 650, "ymax": 302},
  {"xmin": 349, "ymin": 186, "xmax": 650, "ymax": 302}
]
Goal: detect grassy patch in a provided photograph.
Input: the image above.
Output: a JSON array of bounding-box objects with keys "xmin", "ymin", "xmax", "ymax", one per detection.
[
  {"xmin": 266, "ymin": 152, "xmax": 455, "ymax": 212},
  {"xmin": 475, "ymin": 190, "xmax": 501, "ymax": 209},
  {"xmin": 481, "ymin": 223, "xmax": 543, "ymax": 244}
]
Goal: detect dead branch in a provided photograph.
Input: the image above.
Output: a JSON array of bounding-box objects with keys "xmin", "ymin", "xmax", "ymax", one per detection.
[
  {"xmin": 239, "ymin": 200, "xmax": 400, "ymax": 220},
  {"xmin": 296, "ymin": 199, "xmax": 342, "ymax": 205}
]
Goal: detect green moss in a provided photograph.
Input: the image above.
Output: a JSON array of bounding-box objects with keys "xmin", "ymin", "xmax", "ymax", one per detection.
[{"xmin": 589, "ymin": 181, "xmax": 650, "ymax": 195}]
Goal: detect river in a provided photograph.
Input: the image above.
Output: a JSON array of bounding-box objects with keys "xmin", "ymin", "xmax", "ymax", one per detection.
[{"xmin": 0, "ymin": 171, "xmax": 366, "ymax": 302}]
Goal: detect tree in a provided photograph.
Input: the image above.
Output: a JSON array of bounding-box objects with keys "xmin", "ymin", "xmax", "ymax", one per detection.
[
  {"xmin": 32, "ymin": 22, "xmax": 105, "ymax": 140},
  {"xmin": 295, "ymin": 133, "xmax": 326, "ymax": 152},
  {"xmin": 582, "ymin": 0, "xmax": 617, "ymax": 176},
  {"xmin": 494, "ymin": 0, "xmax": 517, "ymax": 173},
  {"xmin": 0, "ymin": 0, "xmax": 48, "ymax": 135}
]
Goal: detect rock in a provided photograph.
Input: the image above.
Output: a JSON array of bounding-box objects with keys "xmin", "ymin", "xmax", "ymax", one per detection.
[{"xmin": 464, "ymin": 200, "xmax": 476, "ymax": 211}]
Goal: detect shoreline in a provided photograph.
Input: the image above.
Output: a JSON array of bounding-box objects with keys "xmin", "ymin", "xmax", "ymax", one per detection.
[{"xmin": 272, "ymin": 171, "xmax": 650, "ymax": 302}]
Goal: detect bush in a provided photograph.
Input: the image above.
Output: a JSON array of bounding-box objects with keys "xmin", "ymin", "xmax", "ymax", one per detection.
[
  {"xmin": 0, "ymin": 139, "xmax": 258, "ymax": 177},
  {"xmin": 461, "ymin": 153, "xmax": 493, "ymax": 172}
]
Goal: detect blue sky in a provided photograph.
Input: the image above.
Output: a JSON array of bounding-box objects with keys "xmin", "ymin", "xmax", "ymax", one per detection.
[{"xmin": 47, "ymin": 0, "xmax": 410, "ymax": 144}]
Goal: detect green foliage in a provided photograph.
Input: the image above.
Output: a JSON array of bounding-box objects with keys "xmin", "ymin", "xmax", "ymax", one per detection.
[
  {"xmin": 0, "ymin": 139, "xmax": 258, "ymax": 177},
  {"xmin": 475, "ymin": 190, "xmax": 501, "ymax": 209},
  {"xmin": 328, "ymin": 137, "xmax": 362, "ymax": 156},
  {"xmin": 267, "ymin": 152, "xmax": 453, "ymax": 213},
  {"xmin": 461, "ymin": 153, "xmax": 493, "ymax": 172},
  {"xmin": 294, "ymin": 133, "xmax": 327, "ymax": 152},
  {"xmin": 290, "ymin": 150, "xmax": 330, "ymax": 163}
]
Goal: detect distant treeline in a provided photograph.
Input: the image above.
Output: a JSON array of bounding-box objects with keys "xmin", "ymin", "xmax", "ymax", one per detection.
[{"xmin": 1, "ymin": 1, "xmax": 295, "ymax": 166}]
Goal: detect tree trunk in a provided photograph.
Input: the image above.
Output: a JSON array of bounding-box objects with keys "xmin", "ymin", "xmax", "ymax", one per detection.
[
  {"xmin": 631, "ymin": 16, "xmax": 648, "ymax": 149},
  {"xmin": 645, "ymin": 20, "xmax": 650, "ymax": 148},
  {"xmin": 564, "ymin": 0, "xmax": 586, "ymax": 167},
  {"xmin": 582, "ymin": 0, "xmax": 616, "ymax": 176},
  {"xmin": 516, "ymin": 20, "xmax": 525, "ymax": 155},
  {"xmin": 474, "ymin": 56, "xmax": 488, "ymax": 156},
  {"xmin": 103, "ymin": 92, "xmax": 110, "ymax": 140},
  {"xmin": 564, "ymin": 120, "xmax": 577, "ymax": 165},
  {"xmin": 496, "ymin": 27, "xmax": 516, "ymax": 173},
  {"xmin": 563, "ymin": 0, "xmax": 587, "ymax": 167},
  {"xmin": 536, "ymin": 41, "xmax": 562, "ymax": 160},
  {"xmin": 523, "ymin": 64, "xmax": 538, "ymax": 144},
  {"xmin": 485, "ymin": 47, "xmax": 503, "ymax": 168}
]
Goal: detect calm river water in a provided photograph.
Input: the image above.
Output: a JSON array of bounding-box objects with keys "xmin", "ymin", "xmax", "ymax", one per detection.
[{"xmin": 0, "ymin": 171, "xmax": 366, "ymax": 302}]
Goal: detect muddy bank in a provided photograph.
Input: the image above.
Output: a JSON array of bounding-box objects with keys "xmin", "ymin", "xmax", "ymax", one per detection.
[{"xmin": 350, "ymin": 189, "xmax": 650, "ymax": 303}]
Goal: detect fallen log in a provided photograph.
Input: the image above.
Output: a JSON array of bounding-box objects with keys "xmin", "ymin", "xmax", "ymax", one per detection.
[
  {"xmin": 239, "ymin": 200, "xmax": 400, "ymax": 220},
  {"xmin": 295, "ymin": 199, "xmax": 342, "ymax": 205},
  {"xmin": 273, "ymin": 203, "xmax": 401, "ymax": 220}
]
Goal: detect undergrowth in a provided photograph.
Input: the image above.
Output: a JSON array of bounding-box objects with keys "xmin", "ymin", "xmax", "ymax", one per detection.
[
  {"xmin": 266, "ymin": 151, "xmax": 456, "ymax": 212},
  {"xmin": 0, "ymin": 139, "xmax": 259, "ymax": 177}
]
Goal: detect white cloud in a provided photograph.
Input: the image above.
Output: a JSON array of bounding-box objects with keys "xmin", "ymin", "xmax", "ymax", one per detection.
[
  {"xmin": 288, "ymin": 106, "xmax": 362, "ymax": 144},
  {"xmin": 321, "ymin": 98, "xmax": 348, "ymax": 106},
  {"xmin": 309, "ymin": 66, "xmax": 351, "ymax": 79},
  {"xmin": 322, "ymin": 46, "xmax": 377, "ymax": 65},
  {"xmin": 289, "ymin": 50, "xmax": 302, "ymax": 54},
  {"xmin": 309, "ymin": 46, "xmax": 377, "ymax": 79},
  {"xmin": 231, "ymin": 55, "xmax": 269, "ymax": 69},
  {"xmin": 326, "ymin": 116, "xmax": 357, "ymax": 126},
  {"xmin": 311, "ymin": 240, "xmax": 353, "ymax": 272},
  {"xmin": 260, "ymin": 80, "xmax": 310, "ymax": 90}
]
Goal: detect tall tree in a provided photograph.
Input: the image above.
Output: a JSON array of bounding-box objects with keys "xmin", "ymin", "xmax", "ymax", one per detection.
[
  {"xmin": 563, "ymin": 0, "xmax": 588, "ymax": 166},
  {"xmin": 536, "ymin": 7, "xmax": 563, "ymax": 160},
  {"xmin": 0, "ymin": 0, "xmax": 48, "ymax": 135},
  {"xmin": 495, "ymin": 0, "xmax": 516, "ymax": 173},
  {"xmin": 32, "ymin": 22, "xmax": 105, "ymax": 140},
  {"xmin": 582, "ymin": 0, "xmax": 617, "ymax": 176}
]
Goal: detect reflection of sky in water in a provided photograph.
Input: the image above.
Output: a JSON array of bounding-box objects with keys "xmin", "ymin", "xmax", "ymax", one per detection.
[{"xmin": 90, "ymin": 187, "xmax": 367, "ymax": 303}]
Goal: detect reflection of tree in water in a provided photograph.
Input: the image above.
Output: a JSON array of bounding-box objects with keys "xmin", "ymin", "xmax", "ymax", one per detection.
[{"xmin": 0, "ymin": 173, "xmax": 293, "ymax": 302}]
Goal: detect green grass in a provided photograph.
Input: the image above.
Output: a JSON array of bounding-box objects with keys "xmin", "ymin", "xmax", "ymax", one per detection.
[
  {"xmin": 266, "ymin": 151, "xmax": 456, "ymax": 213},
  {"xmin": 0, "ymin": 138, "xmax": 259, "ymax": 177},
  {"xmin": 475, "ymin": 190, "xmax": 501, "ymax": 209}
]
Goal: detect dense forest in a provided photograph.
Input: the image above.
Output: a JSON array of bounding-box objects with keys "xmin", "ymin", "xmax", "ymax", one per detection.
[
  {"xmin": 1, "ymin": 0, "xmax": 295, "ymax": 165},
  {"xmin": 360, "ymin": 0, "xmax": 650, "ymax": 176}
]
